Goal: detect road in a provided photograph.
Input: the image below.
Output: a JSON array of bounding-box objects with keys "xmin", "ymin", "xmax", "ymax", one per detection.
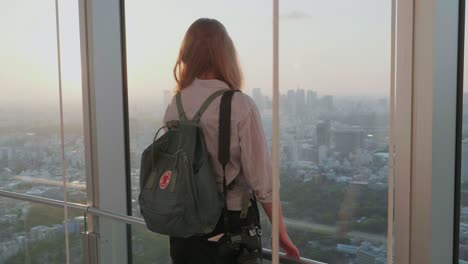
[{"xmin": 284, "ymin": 217, "xmax": 387, "ymax": 243}]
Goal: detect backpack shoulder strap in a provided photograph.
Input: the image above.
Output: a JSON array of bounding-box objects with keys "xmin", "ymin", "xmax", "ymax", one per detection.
[
  {"xmin": 175, "ymin": 92, "xmax": 187, "ymax": 121},
  {"xmin": 218, "ymin": 89, "xmax": 240, "ymax": 235},
  {"xmin": 192, "ymin": 89, "xmax": 229, "ymax": 122},
  {"xmin": 218, "ymin": 90, "xmax": 238, "ymax": 166}
]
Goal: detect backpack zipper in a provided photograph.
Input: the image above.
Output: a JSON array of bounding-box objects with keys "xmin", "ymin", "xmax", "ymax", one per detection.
[
  {"xmin": 169, "ymin": 170, "xmax": 177, "ymax": 192},
  {"xmin": 144, "ymin": 170, "xmax": 157, "ymax": 189}
]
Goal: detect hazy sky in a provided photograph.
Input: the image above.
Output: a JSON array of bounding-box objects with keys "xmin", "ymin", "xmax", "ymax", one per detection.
[{"xmin": 0, "ymin": 0, "xmax": 391, "ymax": 109}]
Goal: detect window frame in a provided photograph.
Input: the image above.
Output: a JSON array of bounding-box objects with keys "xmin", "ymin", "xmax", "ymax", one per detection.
[{"xmin": 1, "ymin": 0, "xmax": 464, "ymax": 263}]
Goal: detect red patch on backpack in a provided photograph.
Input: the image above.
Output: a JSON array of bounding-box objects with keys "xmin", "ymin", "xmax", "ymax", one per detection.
[{"xmin": 159, "ymin": 171, "xmax": 172, "ymax": 190}]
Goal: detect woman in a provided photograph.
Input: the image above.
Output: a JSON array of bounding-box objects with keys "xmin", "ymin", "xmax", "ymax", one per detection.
[{"xmin": 163, "ymin": 18, "xmax": 300, "ymax": 263}]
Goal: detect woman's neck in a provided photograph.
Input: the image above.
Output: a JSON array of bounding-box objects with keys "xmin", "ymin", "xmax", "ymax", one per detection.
[{"xmin": 198, "ymin": 72, "xmax": 217, "ymax": 80}]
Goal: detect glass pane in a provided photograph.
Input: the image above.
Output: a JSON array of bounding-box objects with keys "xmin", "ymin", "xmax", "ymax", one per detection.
[
  {"xmin": 58, "ymin": 0, "xmax": 86, "ymax": 205},
  {"xmin": 0, "ymin": 1, "xmax": 85, "ymax": 203},
  {"xmin": 132, "ymin": 224, "xmax": 171, "ymax": 264},
  {"xmin": 0, "ymin": 2, "xmax": 85, "ymax": 262},
  {"xmin": 0, "ymin": 197, "xmax": 85, "ymax": 263},
  {"xmin": 0, "ymin": 1, "xmax": 60, "ymax": 198},
  {"xmin": 125, "ymin": 0, "xmax": 272, "ymax": 261},
  {"xmin": 279, "ymin": 1, "xmax": 391, "ymax": 263}
]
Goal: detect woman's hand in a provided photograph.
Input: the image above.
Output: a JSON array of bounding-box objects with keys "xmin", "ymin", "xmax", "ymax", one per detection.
[
  {"xmin": 261, "ymin": 202, "xmax": 301, "ymax": 258},
  {"xmin": 279, "ymin": 232, "xmax": 300, "ymax": 258}
]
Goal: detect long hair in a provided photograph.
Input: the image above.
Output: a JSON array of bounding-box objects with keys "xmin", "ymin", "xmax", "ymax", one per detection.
[{"xmin": 173, "ymin": 18, "xmax": 243, "ymax": 91}]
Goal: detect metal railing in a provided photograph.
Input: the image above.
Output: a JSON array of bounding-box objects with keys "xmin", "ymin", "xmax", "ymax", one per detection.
[{"xmin": 0, "ymin": 190, "xmax": 325, "ymax": 264}]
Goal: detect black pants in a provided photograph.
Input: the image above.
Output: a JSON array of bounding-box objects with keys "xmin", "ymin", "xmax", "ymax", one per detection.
[{"xmin": 170, "ymin": 205, "xmax": 260, "ymax": 264}]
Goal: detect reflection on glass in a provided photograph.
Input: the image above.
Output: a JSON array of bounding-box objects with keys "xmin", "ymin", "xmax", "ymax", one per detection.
[
  {"xmin": 0, "ymin": 198, "xmax": 84, "ymax": 263},
  {"xmin": 278, "ymin": 1, "xmax": 391, "ymax": 263}
]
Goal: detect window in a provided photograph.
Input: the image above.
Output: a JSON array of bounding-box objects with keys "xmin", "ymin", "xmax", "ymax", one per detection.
[
  {"xmin": 125, "ymin": 0, "xmax": 392, "ymax": 262},
  {"xmin": 0, "ymin": 1, "xmax": 86, "ymax": 262},
  {"xmin": 0, "ymin": 197, "xmax": 85, "ymax": 263},
  {"xmin": 0, "ymin": 1, "xmax": 85, "ymax": 203},
  {"xmin": 277, "ymin": 1, "xmax": 391, "ymax": 262},
  {"xmin": 125, "ymin": 1, "xmax": 273, "ymax": 260}
]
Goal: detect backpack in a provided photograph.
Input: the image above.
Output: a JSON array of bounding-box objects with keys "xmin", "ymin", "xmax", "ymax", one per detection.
[{"xmin": 138, "ymin": 89, "xmax": 237, "ymax": 238}]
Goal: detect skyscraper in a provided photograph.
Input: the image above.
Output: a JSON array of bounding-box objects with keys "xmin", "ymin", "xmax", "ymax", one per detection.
[
  {"xmin": 287, "ymin": 89, "xmax": 297, "ymax": 116},
  {"xmin": 296, "ymin": 89, "xmax": 306, "ymax": 113},
  {"xmin": 320, "ymin": 95, "xmax": 334, "ymax": 113},
  {"xmin": 306, "ymin": 90, "xmax": 317, "ymax": 108},
  {"xmin": 334, "ymin": 128, "xmax": 365, "ymax": 156},
  {"xmin": 316, "ymin": 120, "xmax": 331, "ymax": 147}
]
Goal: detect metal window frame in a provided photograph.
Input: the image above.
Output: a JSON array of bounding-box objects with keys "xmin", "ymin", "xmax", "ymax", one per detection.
[
  {"xmin": 78, "ymin": 0, "xmax": 97, "ymax": 233},
  {"xmin": 78, "ymin": 0, "xmax": 130, "ymax": 263},
  {"xmin": 118, "ymin": 0, "xmax": 134, "ymax": 263},
  {"xmin": 394, "ymin": 0, "xmax": 414, "ymax": 263},
  {"xmin": 393, "ymin": 0, "xmax": 461, "ymax": 263},
  {"xmin": 453, "ymin": 0, "xmax": 466, "ymax": 263},
  {"xmin": 387, "ymin": 0, "xmax": 396, "ymax": 263},
  {"xmin": 413, "ymin": 0, "xmax": 459, "ymax": 262},
  {"xmin": 272, "ymin": 0, "xmax": 280, "ymax": 263}
]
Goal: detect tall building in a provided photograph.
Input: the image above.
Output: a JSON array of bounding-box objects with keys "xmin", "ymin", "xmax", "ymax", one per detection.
[
  {"xmin": 306, "ymin": 90, "xmax": 317, "ymax": 107},
  {"xmin": 320, "ymin": 95, "xmax": 334, "ymax": 113},
  {"xmin": 334, "ymin": 128, "xmax": 365, "ymax": 155},
  {"xmin": 296, "ymin": 89, "xmax": 306, "ymax": 114},
  {"xmin": 263, "ymin": 95, "xmax": 272, "ymax": 110},
  {"xmin": 287, "ymin": 89, "xmax": 296, "ymax": 115},
  {"xmin": 318, "ymin": 145, "xmax": 328, "ymax": 165},
  {"xmin": 316, "ymin": 120, "xmax": 331, "ymax": 147}
]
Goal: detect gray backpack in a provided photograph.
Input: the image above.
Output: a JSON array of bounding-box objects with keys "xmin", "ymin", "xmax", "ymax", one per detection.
[{"xmin": 138, "ymin": 89, "xmax": 237, "ymax": 238}]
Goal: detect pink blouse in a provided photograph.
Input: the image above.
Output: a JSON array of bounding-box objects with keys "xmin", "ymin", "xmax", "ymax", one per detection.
[{"xmin": 163, "ymin": 78, "xmax": 273, "ymax": 210}]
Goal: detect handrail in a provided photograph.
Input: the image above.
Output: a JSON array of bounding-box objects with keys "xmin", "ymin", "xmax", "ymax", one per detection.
[
  {"xmin": 0, "ymin": 190, "xmax": 326, "ymax": 264},
  {"xmin": 0, "ymin": 189, "xmax": 88, "ymax": 211},
  {"xmin": 262, "ymin": 249, "xmax": 326, "ymax": 264},
  {"xmin": 87, "ymin": 206, "xmax": 145, "ymax": 226}
]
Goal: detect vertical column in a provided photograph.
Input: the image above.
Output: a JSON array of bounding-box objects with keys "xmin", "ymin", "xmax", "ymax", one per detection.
[
  {"xmin": 272, "ymin": 0, "xmax": 280, "ymax": 263},
  {"xmin": 453, "ymin": 0, "xmax": 466, "ymax": 262},
  {"xmin": 79, "ymin": 0, "xmax": 129, "ymax": 263},
  {"xmin": 387, "ymin": 0, "xmax": 396, "ymax": 263},
  {"xmin": 394, "ymin": 0, "xmax": 414, "ymax": 263},
  {"xmin": 410, "ymin": 0, "xmax": 459, "ymax": 263}
]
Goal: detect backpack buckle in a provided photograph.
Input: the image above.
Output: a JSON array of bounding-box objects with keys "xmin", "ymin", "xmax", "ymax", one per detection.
[{"xmin": 166, "ymin": 120, "xmax": 179, "ymax": 129}]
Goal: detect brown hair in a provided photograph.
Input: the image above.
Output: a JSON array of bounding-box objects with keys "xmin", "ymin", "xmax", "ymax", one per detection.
[{"xmin": 173, "ymin": 18, "xmax": 243, "ymax": 91}]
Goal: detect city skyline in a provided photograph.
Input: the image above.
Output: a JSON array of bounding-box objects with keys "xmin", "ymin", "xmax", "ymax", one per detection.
[
  {"xmin": 1, "ymin": 0, "xmax": 391, "ymax": 110},
  {"xmin": 0, "ymin": 93, "xmax": 391, "ymax": 263}
]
